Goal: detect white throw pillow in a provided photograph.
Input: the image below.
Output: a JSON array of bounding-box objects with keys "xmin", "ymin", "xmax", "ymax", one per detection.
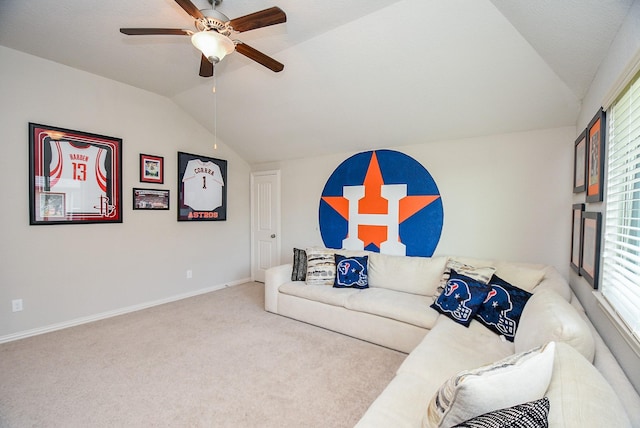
[
  {"xmin": 424, "ymin": 342, "xmax": 556, "ymax": 428},
  {"xmin": 305, "ymin": 247, "xmax": 336, "ymax": 285}
]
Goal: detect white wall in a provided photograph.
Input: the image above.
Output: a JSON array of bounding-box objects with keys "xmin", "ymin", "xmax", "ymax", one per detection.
[
  {"xmin": 0, "ymin": 46, "xmax": 252, "ymax": 340},
  {"xmin": 570, "ymin": 0, "xmax": 640, "ymax": 391},
  {"xmin": 253, "ymin": 126, "xmax": 575, "ymax": 277}
]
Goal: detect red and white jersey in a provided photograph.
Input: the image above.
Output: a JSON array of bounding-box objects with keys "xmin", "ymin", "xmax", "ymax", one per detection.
[
  {"xmin": 49, "ymin": 141, "xmax": 108, "ymax": 213},
  {"xmin": 182, "ymin": 159, "xmax": 224, "ymax": 211}
]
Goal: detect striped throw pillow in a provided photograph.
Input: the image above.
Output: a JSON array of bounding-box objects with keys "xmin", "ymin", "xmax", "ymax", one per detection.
[
  {"xmin": 305, "ymin": 248, "xmax": 336, "ymax": 285},
  {"xmin": 452, "ymin": 397, "xmax": 549, "ymax": 428}
]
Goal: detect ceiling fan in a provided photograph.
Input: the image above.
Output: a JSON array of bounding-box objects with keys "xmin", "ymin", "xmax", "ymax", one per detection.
[{"xmin": 120, "ymin": 0, "xmax": 286, "ymax": 77}]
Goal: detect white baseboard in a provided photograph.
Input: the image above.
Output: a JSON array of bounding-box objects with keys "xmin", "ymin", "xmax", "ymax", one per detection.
[{"xmin": 0, "ymin": 278, "xmax": 251, "ymax": 344}]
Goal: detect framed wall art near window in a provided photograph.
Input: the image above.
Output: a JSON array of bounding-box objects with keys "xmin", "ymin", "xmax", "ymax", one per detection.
[
  {"xmin": 140, "ymin": 153, "xmax": 164, "ymax": 184},
  {"xmin": 177, "ymin": 151, "xmax": 227, "ymax": 221},
  {"xmin": 29, "ymin": 123, "xmax": 123, "ymax": 225},
  {"xmin": 570, "ymin": 203, "xmax": 584, "ymax": 273},
  {"xmin": 133, "ymin": 188, "xmax": 170, "ymax": 210},
  {"xmin": 580, "ymin": 211, "xmax": 602, "ymax": 289},
  {"xmin": 586, "ymin": 108, "xmax": 606, "ymax": 202},
  {"xmin": 573, "ymin": 129, "xmax": 587, "ymax": 193}
]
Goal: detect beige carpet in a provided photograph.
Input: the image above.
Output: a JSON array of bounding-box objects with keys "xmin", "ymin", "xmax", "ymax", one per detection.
[{"xmin": 0, "ymin": 282, "xmax": 406, "ymax": 428}]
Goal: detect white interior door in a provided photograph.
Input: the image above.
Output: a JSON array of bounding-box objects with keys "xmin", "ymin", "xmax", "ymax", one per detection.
[{"xmin": 251, "ymin": 170, "xmax": 281, "ymax": 282}]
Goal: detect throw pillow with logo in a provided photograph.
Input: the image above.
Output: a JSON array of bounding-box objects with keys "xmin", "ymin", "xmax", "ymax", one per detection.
[
  {"xmin": 431, "ymin": 270, "xmax": 492, "ymax": 327},
  {"xmin": 334, "ymin": 254, "xmax": 369, "ymax": 289},
  {"xmin": 475, "ymin": 275, "xmax": 533, "ymax": 342}
]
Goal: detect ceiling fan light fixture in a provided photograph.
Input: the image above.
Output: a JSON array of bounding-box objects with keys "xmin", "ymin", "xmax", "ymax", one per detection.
[{"xmin": 191, "ymin": 31, "xmax": 235, "ymax": 64}]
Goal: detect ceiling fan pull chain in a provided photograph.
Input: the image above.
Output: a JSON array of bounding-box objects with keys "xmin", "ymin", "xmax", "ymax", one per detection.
[{"xmin": 213, "ymin": 73, "xmax": 218, "ymax": 150}]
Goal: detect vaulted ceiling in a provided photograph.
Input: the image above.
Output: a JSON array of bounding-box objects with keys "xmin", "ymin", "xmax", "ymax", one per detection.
[{"xmin": 0, "ymin": 0, "xmax": 635, "ymax": 163}]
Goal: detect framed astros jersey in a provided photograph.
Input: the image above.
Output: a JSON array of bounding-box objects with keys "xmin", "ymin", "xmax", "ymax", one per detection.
[{"xmin": 177, "ymin": 151, "xmax": 227, "ymax": 221}]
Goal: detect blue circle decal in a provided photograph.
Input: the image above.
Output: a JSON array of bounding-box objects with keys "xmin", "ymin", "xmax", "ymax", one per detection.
[{"xmin": 319, "ymin": 150, "xmax": 443, "ymax": 257}]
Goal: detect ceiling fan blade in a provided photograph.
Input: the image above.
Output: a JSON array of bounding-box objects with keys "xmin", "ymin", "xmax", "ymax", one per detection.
[
  {"xmin": 120, "ymin": 28, "xmax": 190, "ymax": 36},
  {"xmin": 230, "ymin": 7, "xmax": 286, "ymax": 33},
  {"xmin": 174, "ymin": 0, "xmax": 205, "ymax": 20},
  {"xmin": 235, "ymin": 43, "xmax": 284, "ymax": 72},
  {"xmin": 199, "ymin": 55, "xmax": 214, "ymax": 77}
]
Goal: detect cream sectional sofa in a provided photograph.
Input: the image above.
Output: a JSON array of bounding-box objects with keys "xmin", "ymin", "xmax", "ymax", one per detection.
[{"xmin": 264, "ymin": 250, "xmax": 640, "ymax": 427}]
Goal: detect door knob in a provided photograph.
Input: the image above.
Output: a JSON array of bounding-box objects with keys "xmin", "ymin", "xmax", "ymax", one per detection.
[{"xmin": 271, "ymin": 234, "xmax": 276, "ymax": 238}]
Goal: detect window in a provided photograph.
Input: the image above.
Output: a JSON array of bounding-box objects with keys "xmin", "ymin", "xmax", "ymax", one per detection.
[{"xmin": 601, "ymin": 70, "xmax": 640, "ymax": 344}]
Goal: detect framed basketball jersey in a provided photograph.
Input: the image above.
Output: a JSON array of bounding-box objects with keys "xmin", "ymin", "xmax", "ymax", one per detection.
[
  {"xmin": 29, "ymin": 123, "xmax": 123, "ymax": 225},
  {"xmin": 177, "ymin": 151, "xmax": 227, "ymax": 221}
]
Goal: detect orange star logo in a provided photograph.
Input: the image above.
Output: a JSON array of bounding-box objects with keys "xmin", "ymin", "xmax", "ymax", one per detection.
[{"xmin": 321, "ymin": 152, "xmax": 440, "ymax": 250}]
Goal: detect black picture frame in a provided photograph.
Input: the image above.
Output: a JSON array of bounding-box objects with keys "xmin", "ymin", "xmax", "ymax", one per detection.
[
  {"xmin": 177, "ymin": 151, "xmax": 227, "ymax": 221},
  {"xmin": 133, "ymin": 188, "xmax": 170, "ymax": 210},
  {"xmin": 29, "ymin": 123, "xmax": 123, "ymax": 225},
  {"xmin": 140, "ymin": 153, "xmax": 164, "ymax": 184},
  {"xmin": 570, "ymin": 203, "xmax": 585, "ymax": 273},
  {"xmin": 579, "ymin": 211, "xmax": 602, "ymax": 289},
  {"xmin": 573, "ymin": 129, "xmax": 587, "ymax": 193},
  {"xmin": 586, "ymin": 108, "xmax": 606, "ymax": 203}
]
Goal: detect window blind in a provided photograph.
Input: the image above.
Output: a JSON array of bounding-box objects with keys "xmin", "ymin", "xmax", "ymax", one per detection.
[{"xmin": 602, "ymin": 70, "xmax": 640, "ymax": 343}]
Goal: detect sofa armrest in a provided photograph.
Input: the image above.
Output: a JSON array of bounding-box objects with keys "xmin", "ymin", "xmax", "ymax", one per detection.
[
  {"xmin": 265, "ymin": 263, "xmax": 293, "ymax": 313},
  {"xmin": 533, "ymin": 266, "xmax": 572, "ymax": 301}
]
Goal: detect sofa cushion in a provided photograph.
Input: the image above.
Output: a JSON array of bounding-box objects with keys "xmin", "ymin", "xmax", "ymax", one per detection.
[
  {"xmin": 305, "ymin": 247, "xmax": 336, "ymax": 285},
  {"xmin": 452, "ymin": 397, "xmax": 549, "ymax": 428},
  {"xmin": 279, "ymin": 281, "xmax": 359, "ymax": 307},
  {"xmin": 291, "ymin": 248, "xmax": 307, "ymax": 281},
  {"xmin": 398, "ymin": 316, "xmax": 514, "ymax": 383},
  {"xmin": 492, "ymin": 261, "xmax": 545, "ymax": 292},
  {"xmin": 354, "ymin": 372, "xmax": 438, "ymax": 428},
  {"xmin": 424, "ymin": 342, "xmax": 555, "ymax": 428},
  {"xmin": 514, "ymin": 289, "xmax": 595, "ymax": 362},
  {"xmin": 475, "ymin": 275, "xmax": 532, "ymax": 342},
  {"xmin": 345, "ymin": 288, "xmax": 439, "ymax": 329},
  {"xmin": 531, "ymin": 266, "xmax": 572, "ymax": 301},
  {"xmin": 546, "ymin": 342, "xmax": 631, "ymax": 427},
  {"xmin": 334, "ymin": 254, "xmax": 369, "ymax": 289},
  {"xmin": 368, "ymin": 253, "xmax": 447, "ymax": 296},
  {"xmin": 431, "ymin": 271, "xmax": 492, "ymax": 327}
]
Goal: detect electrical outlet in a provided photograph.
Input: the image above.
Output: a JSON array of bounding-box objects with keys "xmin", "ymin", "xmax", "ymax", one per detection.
[
  {"xmin": 186, "ymin": 270, "xmax": 193, "ymax": 279},
  {"xmin": 12, "ymin": 299, "xmax": 23, "ymax": 312}
]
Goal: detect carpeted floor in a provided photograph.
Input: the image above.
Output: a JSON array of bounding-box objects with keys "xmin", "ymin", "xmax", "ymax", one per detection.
[{"xmin": 0, "ymin": 282, "xmax": 406, "ymax": 427}]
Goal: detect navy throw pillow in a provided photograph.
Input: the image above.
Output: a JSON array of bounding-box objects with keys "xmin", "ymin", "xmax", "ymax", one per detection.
[
  {"xmin": 431, "ymin": 270, "xmax": 492, "ymax": 327},
  {"xmin": 334, "ymin": 254, "xmax": 369, "ymax": 289},
  {"xmin": 475, "ymin": 275, "xmax": 533, "ymax": 341}
]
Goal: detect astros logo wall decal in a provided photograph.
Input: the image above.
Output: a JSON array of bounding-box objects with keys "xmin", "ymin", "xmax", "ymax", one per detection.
[{"xmin": 319, "ymin": 150, "xmax": 444, "ymax": 257}]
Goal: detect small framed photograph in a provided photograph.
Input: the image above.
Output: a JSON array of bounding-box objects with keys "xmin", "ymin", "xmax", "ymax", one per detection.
[
  {"xmin": 570, "ymin": 203, "xmax": 584, "ymax": 273},
  {"xmin": 140, "ymin": 154, "xmax": 164, "ymax": 184},
  {"xmin": 579, "ymin": 211, "xmax": 602, "ymax": 289},
  {"xmin": 573, "ymin": 129, "xmax": 587, "ymax": 193},
  {"xmin": 29, "ymin": 123, "xmax": 123, "ymax": 225},
  {"xmin": 133, "ymin": 188, "xmax": 170, "ymax": 210},
  {"xmin": 586, "ymin": 108, "xmax": 606, "ymax": 202},
  {"xmin": 177, "ymin": 151, "xmax": 227, "ymax": 221},
  {"xmin": 39, "ymin": 192, "xmax": 66, "ymax": 218}
]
